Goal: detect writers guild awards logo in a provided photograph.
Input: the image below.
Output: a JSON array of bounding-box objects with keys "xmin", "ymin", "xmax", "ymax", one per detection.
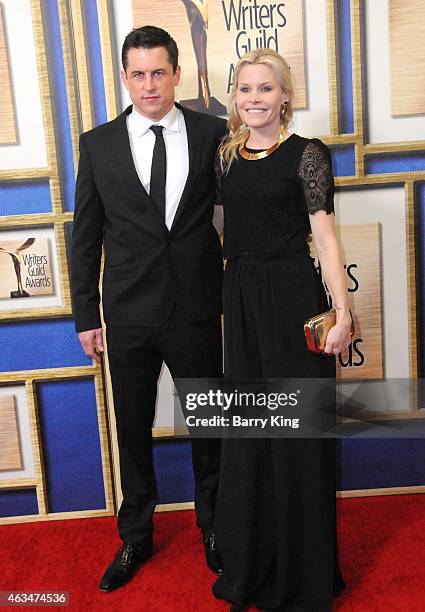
[
  {"xmin": 0, "ymin": 238, "xmax": 35, "ymax": 298},
  {"xmin": 179, "ymin": 0, "xmax": 227, "ymax": 115}
]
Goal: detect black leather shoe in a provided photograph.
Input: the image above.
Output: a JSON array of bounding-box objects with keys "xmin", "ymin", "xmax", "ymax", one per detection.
[
  {"xmin": 99, "ymin": 543, "xmax": 152, "ymax": 592},
  {"xmin": 203, "ymin": 532, "xmax": 223, "ymax": 574}
]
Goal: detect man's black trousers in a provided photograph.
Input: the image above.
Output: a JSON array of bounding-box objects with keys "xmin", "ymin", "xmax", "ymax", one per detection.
[{"xmin": 106, "ymin": 307, "xmax": 222, "ymax": 549}]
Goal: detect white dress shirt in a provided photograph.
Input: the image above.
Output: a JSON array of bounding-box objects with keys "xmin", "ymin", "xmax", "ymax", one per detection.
[{"xmin": 126, "ymin": 105, "xmax": 189, "ymax": 230}]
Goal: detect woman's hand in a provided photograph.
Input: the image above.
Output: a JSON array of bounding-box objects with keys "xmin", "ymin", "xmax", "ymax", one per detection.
[{"xmin": 323, "ymin": 312, "xmax": 352, "ymax": 355}]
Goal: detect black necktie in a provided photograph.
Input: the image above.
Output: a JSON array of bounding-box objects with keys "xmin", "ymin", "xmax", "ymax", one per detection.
[{"xmin": 149, "ymin": 125, "xmax": 166, "ymax": 221}]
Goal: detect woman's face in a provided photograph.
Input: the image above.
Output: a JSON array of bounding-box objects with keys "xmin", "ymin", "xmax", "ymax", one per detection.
[{"xmin": 235, "ymin": 63, "xmax": 287, "ymax": 132}]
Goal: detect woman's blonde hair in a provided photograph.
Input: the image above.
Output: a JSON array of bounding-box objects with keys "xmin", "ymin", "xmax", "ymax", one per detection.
[{"xmin": 219, "ymin": 48, "xmax": 294, "ymax": 172}]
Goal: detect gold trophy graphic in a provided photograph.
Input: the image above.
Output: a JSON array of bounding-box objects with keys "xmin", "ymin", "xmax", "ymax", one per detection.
[
  {"xmin": 179, "ymin": 0, "xmax": 227, "ymax": 115},
  {"xmin": 0, "ymin": 238, "xmax": 35, "ymax": 298}
]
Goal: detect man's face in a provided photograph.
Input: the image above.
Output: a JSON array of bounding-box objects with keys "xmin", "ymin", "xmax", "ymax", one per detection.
[{"xmin": 121, "ymin": 46, "xmax": 181, "ymax": 121}]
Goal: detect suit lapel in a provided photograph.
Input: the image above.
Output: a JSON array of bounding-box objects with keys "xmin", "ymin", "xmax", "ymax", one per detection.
[
  {"xmin": 108, "ymin": 106, "xmax": 148, "ymax": 198},
  {"xmin": 108, "ymin": 104, "xmax": 202, "ymax": 235},
  {"xmin": 169, "ymin": 104, "xmax": 202, "ymax": 233},
  {"xmin": 108, "ymin": 106, "xmax": 169, "ymax": 233}
]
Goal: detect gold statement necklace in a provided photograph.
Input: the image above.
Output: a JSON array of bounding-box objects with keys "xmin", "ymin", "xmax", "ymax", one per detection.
[{"xmin": 239, "ymin": 126, "xmax": 287, "ymax": 160}]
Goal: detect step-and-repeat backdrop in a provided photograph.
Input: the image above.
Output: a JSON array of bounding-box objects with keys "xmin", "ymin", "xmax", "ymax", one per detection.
[{"xmin": 1, "ymin": 0, "xmax": 425, "ymax": 523}]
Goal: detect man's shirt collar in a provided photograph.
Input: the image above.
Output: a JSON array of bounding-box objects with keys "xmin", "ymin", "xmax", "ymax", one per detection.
[{"xmin": 128, "ymin": 104, "xmax": 181, "ymax": 137}]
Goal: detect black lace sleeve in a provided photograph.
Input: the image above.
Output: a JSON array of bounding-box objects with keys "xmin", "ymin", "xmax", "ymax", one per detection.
[
  {"xmin": 214, "ymin": 152, "xmax": 223, "ymax": 206},
  {"xmin": 297, "ymin": 140, "xmax": 334, "ymax": 215}
]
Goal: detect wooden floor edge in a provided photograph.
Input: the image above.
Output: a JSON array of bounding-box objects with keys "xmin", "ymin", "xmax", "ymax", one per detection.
[
  {"xmin": 0, "ymin": 508, "xmax": 114, "ymax": 526},
  {"xmin": 337, "ymin": 485, "xmax": 425, "ymax": 498},
  {"xmin": 2, "ymin": 489, "xmax": 425, "ymax": 524},
  {"xmin": 155, "ymin": 502, "xmax": 195, "ymax": 512}
]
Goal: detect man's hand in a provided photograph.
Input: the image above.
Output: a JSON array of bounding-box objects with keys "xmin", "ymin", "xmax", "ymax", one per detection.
[{"xmin": 78, "ymin": 328, "xmax": 104, "ymax": 363}]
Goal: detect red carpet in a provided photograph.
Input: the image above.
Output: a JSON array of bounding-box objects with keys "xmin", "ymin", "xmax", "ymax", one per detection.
[{"xmin": 2, "ymin": 495, "xmax": 425, "ymax": 611}]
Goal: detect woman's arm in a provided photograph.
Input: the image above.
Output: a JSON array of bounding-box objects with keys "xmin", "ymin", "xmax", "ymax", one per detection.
[{"xmin": 309, "ymin": 211, "xmax": 352, "ymax": 355}]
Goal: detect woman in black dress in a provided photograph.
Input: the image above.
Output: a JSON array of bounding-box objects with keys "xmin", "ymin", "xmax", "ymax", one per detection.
[{"xmin": 212, "ymin": 49, "xmax": 352, "ymax": 611}]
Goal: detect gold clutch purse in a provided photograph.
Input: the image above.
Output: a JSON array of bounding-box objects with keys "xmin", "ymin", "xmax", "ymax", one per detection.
[{"xmin": 304, "ymin": 308, "xmax": 355, "ymax": 354}]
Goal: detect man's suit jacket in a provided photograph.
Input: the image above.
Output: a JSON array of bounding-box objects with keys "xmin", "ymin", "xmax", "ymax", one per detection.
[{"xmin": 71, "ymin": 103, "xmax": 227, "ymax": 333}]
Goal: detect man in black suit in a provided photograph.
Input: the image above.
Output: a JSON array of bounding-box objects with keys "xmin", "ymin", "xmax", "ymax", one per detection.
[{"xmin": 71, "ymin": 26, "xmax": 226, "ymax": 592}]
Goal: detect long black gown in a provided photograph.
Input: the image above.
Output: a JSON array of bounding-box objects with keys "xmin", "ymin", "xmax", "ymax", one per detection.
[{"xmin": 212, "ymin": 135, "xmax": 344, "ymax": 611}]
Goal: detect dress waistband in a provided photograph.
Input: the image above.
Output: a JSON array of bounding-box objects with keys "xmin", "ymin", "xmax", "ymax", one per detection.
[{"xmin": 228, "ymin": 248, "xmax": 309, "ymax": 263}]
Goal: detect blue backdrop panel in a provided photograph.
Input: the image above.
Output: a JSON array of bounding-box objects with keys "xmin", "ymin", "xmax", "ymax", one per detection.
[
  {"xmin": 37, "ymin": 379, "xmax": 106, "ymax": 513},
  {"xmin": 151, "ymin": 434, "xmax": 425, "ymax": 504},
  {"xmin": 0, "ymin": 181, "xmax": 52, "ymax": 216},
  {"xmin": 330, "ymin": 145, "xmax": 356, "ymax": 177},
  {"xmin": 339, "ymin": 436, "xmax": 425, "ymax": 490},
  {"xmin": 337, "ymin": 0, "xmax": 354, "ymax": 134},
  {"xmin": 43, "ymin": 0, "xmax": 75, "ymax": 212},
  {"xmin": 0, "ymin": 320, "xmax": 91, "ymax": 372},
  {"xmin": 154, "ymin": 439, "xmax": 194, "ymax": 504},
  {"xmin": 366, "ymin": 153, "xmax": 425, "ymax": 175},
  {"xmin": 0, "ymin": 490, "xmax": 39, "ymax": 518},
  {"xmin": 84, "ymin": 0, "xmax": 108, "ymax": 127}
]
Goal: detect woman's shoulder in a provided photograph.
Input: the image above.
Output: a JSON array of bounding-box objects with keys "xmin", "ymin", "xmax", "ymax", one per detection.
[
  {"xmin": 298, "ymin": 136, "xmax": 330, "ymax": 157},
  {"xmin": 290, "ymin": 134, "xmax": 330, "ymax": 153},
  {"xmin": 289, "ymin": 135, "xmax": 332, "ymax": 170},
  {"xmin": 284, "ymin": 133, "xmax": 325, "ymax": 157},
  {"xmin": 278, "ymin": 134, "xmax": 328, "ymax": 170}
]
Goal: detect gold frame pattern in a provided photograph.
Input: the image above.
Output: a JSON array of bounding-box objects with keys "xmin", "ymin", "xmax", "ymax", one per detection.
[{"xmin": 0, "ymin": 0, "xmax": 115, "ymax": 525}]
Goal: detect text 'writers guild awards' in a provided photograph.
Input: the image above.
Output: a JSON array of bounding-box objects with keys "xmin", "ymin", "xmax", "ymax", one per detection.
[
  {"xmin": 0, "ymin": 237, "xmax": 54, "ymax": 299},
  {"xmin": 180, "ymin": 0, "xmax": 227, "ymax": 115},
  {"xmin": 0, "ymin": 238, "xmax": 35, "ymax": 298}
]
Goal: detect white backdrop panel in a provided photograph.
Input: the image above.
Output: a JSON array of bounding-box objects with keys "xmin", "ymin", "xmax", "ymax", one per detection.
[
  {"xmin": 364, "ymin": 0, "xmax": 425, "ymax": 143},
  {"xmin": 0, "ymin": 0, "xmax": 47, "ymax": 170}
]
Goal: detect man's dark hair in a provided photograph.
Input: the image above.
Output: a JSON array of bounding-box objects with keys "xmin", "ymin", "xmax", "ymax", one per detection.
[{"xmin": 122, "ymin": 26, "xmax": 179, "ymax": 73}]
